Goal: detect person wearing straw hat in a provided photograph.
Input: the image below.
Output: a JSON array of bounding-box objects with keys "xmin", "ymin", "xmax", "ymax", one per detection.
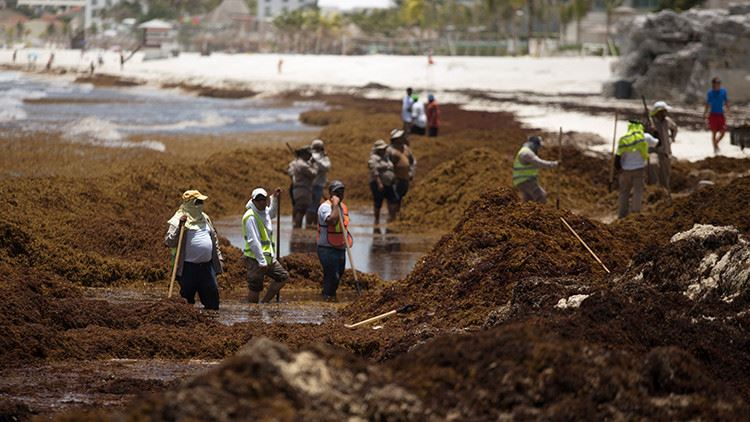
[
  {"xmin": 165, "ymin": 190, "xmax": 223, "ymax": 310},
  {"xmin": 307, "ymin": 139, "xmax": 331, "ymax": 229},
  {"xmin": 387, "ymin": 128, "xmax": 416, "ymax": 221},
  {"xmin": 650, "ymin": 101, "xmax": 678, "ymax": 191},
  {"xmin": 243, "ymin": 187, "xmax": 288, "ymax": 304},
  {"xmin": 368, "ymin": 139, "xmax": 396, "ymax": 227},
  {"xmin": 287, "ymin": 147, "xmax": 317, "ymax": 228},
  {"xmin": 316, "ymin": 180, "xmax": 353, "ymax": 302}
]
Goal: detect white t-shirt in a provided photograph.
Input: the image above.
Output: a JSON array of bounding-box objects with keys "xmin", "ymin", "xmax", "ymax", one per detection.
[
  {"xmin": 401, "ymin": 95, "xmax": 414, "ymax": 123},
  {"xmin": 183, "ymin": 226, "xmax": 213, "ymax": 263}
]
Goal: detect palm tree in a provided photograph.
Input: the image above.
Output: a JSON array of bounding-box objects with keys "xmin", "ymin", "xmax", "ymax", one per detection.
[{"xmin": 604, "ymin": 0, "xmax": 624, "ymax": 54}]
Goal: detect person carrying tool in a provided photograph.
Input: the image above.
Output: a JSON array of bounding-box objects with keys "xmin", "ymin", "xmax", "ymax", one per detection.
[
  {"xmin": 426, "ymin": 94, "xmax": 440, "ymax": 137},
  {"xmin": 704, "ymin": 77, "xmax": 730, "ymax": 154},
  {"xmin": 512, "ymin": 136, "xmax": 558, "ymax": 203},
  {"xmin": 287, "ymin": 147, "xmax": 317, "ymax": 228},
  {"xmin": 307, "ymin": 139, "xmax": 331, "ymax": 229},
  {"xmin": 317, "ymin": 180, "xmax": 353, "ymax": 302},
  {"xmin": 368, "ymin": 139, "xmax": 396, "ymax": 227},
  {"xmin": 242, "ymin": 187, "xmax": 289, "ymax": 304},
  {"xmin": 387, "ymin": 129, "xmax": 416, "ymax": 221},
  {"xmin": 616, "ymin": 121, "xmax": 659, "ymax": 219},
  {"xmin": 650, "ymin": 101, "xmax": 678, "ymax": 192},
  {"xmin": 165, "ymin": 190, "xmax": 223, "ymax": 310},
  {"xmin": 402, "ymin": 87, "xmax": 414, "ymax": 132}
]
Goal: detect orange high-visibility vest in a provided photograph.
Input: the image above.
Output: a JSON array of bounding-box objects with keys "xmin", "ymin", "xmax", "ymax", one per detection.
[{"xmin": 318, "ymin": 201, "xmax": 353, "ymax": 249}]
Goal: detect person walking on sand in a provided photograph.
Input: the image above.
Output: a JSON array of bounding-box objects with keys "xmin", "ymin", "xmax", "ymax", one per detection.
[
  {"xmin": 704, "ymin": 77, "xmax": 730, "ymax": 154},
  {"xmin": 242, "ymin": 187, "xmax": 289, "ymax": 304},
  {"xmin": 426, "ymin": 94, "xmax": 440, "ymax": 137},
  {"xmin": 317, "ymin": 180, "xmax": 353, "ymax": 302},
  {"xmin": 387, "ymin": 129, "xmax": 416, "ymax": 221},
  {"xmin": 650, "ymin": 101, "xmax": 678, "ymax": 192},
  {"xmin": 287, "ymin": 147, "xmax": 317, "ymax": 228},
  {"xmin": 165, "ymin": 190, "xmax": 224, "ymax": 310},
  {"xmin": 368, "ymin": 139, "xmax": 396, "ymax": 227},
  {"xmin": 512, "ymin": 136, "xmax": 558, "ymax": 204},
  {"xmin": 307, "ymin": 139, "xmax": 331, "ymax": 229},
  {"xmin": 615, "ymin": 121, "xmax": 659, "ymax": 219},
  {"xmin": 410, "ymin": 94, "xmax": 427, "ymax": 136},
  {"xmin": 402, "ymin": 87, "xmax": 414, "ymax": 132}
]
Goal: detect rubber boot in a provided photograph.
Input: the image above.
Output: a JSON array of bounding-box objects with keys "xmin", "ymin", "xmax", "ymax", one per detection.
[
  {"xmin": 248, "ymin": 290, "xmax": 260, "ymax": 304},
  {"xmin": 261, "ymin": 281, "xmax": 286, "ymax": 303}
]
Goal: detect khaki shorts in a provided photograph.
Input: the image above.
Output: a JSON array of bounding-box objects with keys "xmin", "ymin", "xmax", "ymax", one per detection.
[{"xmin": 245, "ymin": 257, "xmax": 289, "ymax": 292}]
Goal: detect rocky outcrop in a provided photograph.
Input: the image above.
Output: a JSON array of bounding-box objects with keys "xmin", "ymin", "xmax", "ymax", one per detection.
[{"xmin": 607, "ymin": 7, "xmax": 750, "ymax": 103}]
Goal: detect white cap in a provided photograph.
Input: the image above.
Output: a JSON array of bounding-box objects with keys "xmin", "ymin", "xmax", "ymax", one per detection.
[
  {"xmin": 251, "ymin": 188, "xmax": 268, "ymax": 200},
  {"xmin": 652, "ymin": 101, "xmax": 671, "ymax": 112}
]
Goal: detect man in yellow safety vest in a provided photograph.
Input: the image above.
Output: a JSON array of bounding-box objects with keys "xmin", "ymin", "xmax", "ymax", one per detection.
[
  {"xmin": 512, "ymin": 136, "xmax": 558, "ymax": 203},
  {"xmin": 242, "ymin": 187, "xmax": 289, "ymax": 303},
  {"xmin": 616, "ymin": 121, "xmax": 659, "ymax": 218}
]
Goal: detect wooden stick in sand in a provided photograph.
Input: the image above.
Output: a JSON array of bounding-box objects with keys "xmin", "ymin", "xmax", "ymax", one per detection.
[
  {"xmin": 560, "ymin": 217, "xmax": 611, "ymax": 274},
  {"xmin": 556, "ymin": 127, "xmax": 562, "ymax": 210},
  {"xmin": 168, "ymin": 223, "xmax": 186, "ymax": 298},
  {"xmin": 608, "ymin": 112, "xmax": 618, "ymax": 193}
]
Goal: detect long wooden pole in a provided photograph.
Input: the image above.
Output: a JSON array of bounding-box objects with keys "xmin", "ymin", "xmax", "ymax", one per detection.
[
  {"xmin": 556, "ymin": 127, "xmax": 562, "ymax": 210},
  {"xmin": 345, "ymin": 309, "xmax": 397, "ymax": 329},
  {"xmin": 275, "ymin": 194, "xmax": 281, "ymax": 303},
  {"xmin": 168, "ymin": 224, "xmax": 186, "ymax": 298},
  {"xmin": 608, "ymin": 112, "xmax": 618, "ymax": 193},
  {"xmin": 560, "ymin": 217, "xmax": 611, "ymax": 274},
  {"xmin": 339, "ymin": 204, "xmax": 361, "ymax": 295}
]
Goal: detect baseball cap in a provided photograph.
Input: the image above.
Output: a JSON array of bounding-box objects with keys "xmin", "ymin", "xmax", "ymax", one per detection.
[
  {"xmin": 182, "ymin": 190, "xmax": 208, "ymax": 202},
  {"xmin": 390, "ymin": 128, "xmax": 405, "ymax": 140},
  {"xmin": 527, "ymin": 135, "xmax": 543, "ymax": 146},
  {"xmin": 328, "ymin": 180, "xmax": 345, "ymax": 193},
  {"xmin": 311, "ymin": 139, "xmax": 324, "ymax": 150},
  {"xmin": 251, "ymin": 188, "xmax": 268, "ymax": 200},
  {"xmin": 373, "ymin": 139, "xmax": 388, "ymax": 150}
]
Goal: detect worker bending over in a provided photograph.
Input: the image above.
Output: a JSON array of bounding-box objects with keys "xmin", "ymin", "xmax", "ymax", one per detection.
[
  {"xmin": 512, "ymin": 135, "xmax": 558, "ymax": 203},
  {"xmin": 616, "ymin": 121, "xmax": 659, "ymax": 219}
]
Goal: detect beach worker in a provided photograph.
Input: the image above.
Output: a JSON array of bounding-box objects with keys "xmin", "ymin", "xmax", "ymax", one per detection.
[
  {"xmin": 410, "ymin": 94, "xmax": 427, "ymax": 136},
  {"xmin": 387, "ymin": 129, "xmax": 416, "ymax": 220},
  {"xmin": 426, "ymin": 94, "xmax": 440, "ymax": 137},
  {"xmin": 317, "ymin": 180, "xmax": 353, "ymax": 301},
  {"xmin": 651, "ymin": 101, "xmax": 678, "ymax": 191},
  {"xmin": 165, "ymin": 190, "xmax": 223, "ymax": 310},
  {"xmin": 12, "ymin": 49, "xmax": 17, "ymax": 63},
  {"xmin": 97, "ymin": 53, "xmax": 104, "ymax": 67},
  {"xmin": 615, "ymin": 121, "xmax": 659, "ymax": 219},
  {"xmin": 703, "ymin": 76, "xmax": 730, "ymax": 154},
  {"xmin": 277, "ymin": 58, "xmax": 284, "ymax": 75},
  {"xmin": 368, "ymin": 139, "xmax": 396, "ymax": 227},
  {"xmin": 287, "ymin": 147, "xmax": 317, "ymax": 228},
  {"xmin": 120, "ymin": 52, "xmax": 125, "ymax": 71},
  {"xmin": 89, "ymin": 61, "xmax": 95, "ymax": 76},
  {"xmin": 307, "ymin": 139, "xmax": 331, "ymax": 229},
  {"xmin": 402, "ymin": 87, "xmax": 414, "ymax": 132},
  {"xmin": 45, "ymin": 52, "xmax": 54, "ymax": 71},
  {"xmin": 512, "ymin": 136, "xmax": 558, "ymax": 204},
  {"xmin": 242, "ymin": 187, "xmax": 289, "ymax": 304},
  {"xmin": 428, "ymin": 49, "xmax": 434, "ymax": 65}
]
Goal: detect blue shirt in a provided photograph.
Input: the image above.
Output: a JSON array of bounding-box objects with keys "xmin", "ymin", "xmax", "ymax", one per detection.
[{"xmin": 707, "ymin": 88, "xmax": 728, "ymax": 114}]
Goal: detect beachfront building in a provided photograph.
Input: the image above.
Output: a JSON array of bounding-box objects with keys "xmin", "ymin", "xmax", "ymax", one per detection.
[{"xmin": 257, "ymin": 0, "xmax": 318, "ymax": 22}]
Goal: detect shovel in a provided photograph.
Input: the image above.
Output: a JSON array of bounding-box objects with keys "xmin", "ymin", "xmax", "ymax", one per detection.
[{"xmin": 344, "ymin": 304, "xmax": 415, "ymax": 329}]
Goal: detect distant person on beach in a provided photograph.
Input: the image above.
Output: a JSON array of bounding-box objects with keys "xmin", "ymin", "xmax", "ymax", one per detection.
[
  {"xmin": 402, "ymin": 87, "xmax": 414, "ymax": 131},
  {"xmin": 165, "ymin": 190, "xmax": 224, "ymax": 310},
  {"xmin": 426, "ymin": 94, "xmax": 440, "ymax": 137},
  {"xmin": 307, "ymin": 139, "xmax": 331, "ymax": 229},
  {"xmin": 387, "ymin": 129, "xmax": 416, "ymax": 220},
  {"xmin": 45, "ymin": 52, "xmax": 54, "ymax": 71},
  {"xmin": 704, "ymin": 76, "xmax": 730, "ymax": 154},
  {"xmin": 317, "ymin": 180, "xmax": 353, "ymax": 302},
  {"xmin": 97, "ymin": 53, "xmax": 104, "ymax": 67},
  {"xmin": 120, "ymin": 52, "xmax": 125, "ymax": 71},
  {"xmin": 651, "ymin": 101, "xmax": 678, "ymax": 192},
  {"xmin": 512, "ymin": 135, "xmax": 558, "ymax": 204},
  {"xmin": 287, "ymin": 147, "xmax": 317, "ymax": 228},
  {"xmin": 89, "ymin": 61, "xmax": 95, "ymax": 76},
  {"xmin": 615, "ymin": 121, "xmax": 658, "ymax": 218},
  {"xmin": 368, "ymin": 139, "xmax": 396, "ymax": 227},
  {"xmin": 277, "ymin": 58, "xmax": 284, "ymax": 75},
  {"xmin": 410, "ymin": 95, "xmax": 427, "ymax": 136},
  {"xmin": 12, "ymin": 50, "xmax": 17, "ymax": 63},
  {"xmin": 242, "ymin": 187, "xmax": 288, "ymax": 304}
]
